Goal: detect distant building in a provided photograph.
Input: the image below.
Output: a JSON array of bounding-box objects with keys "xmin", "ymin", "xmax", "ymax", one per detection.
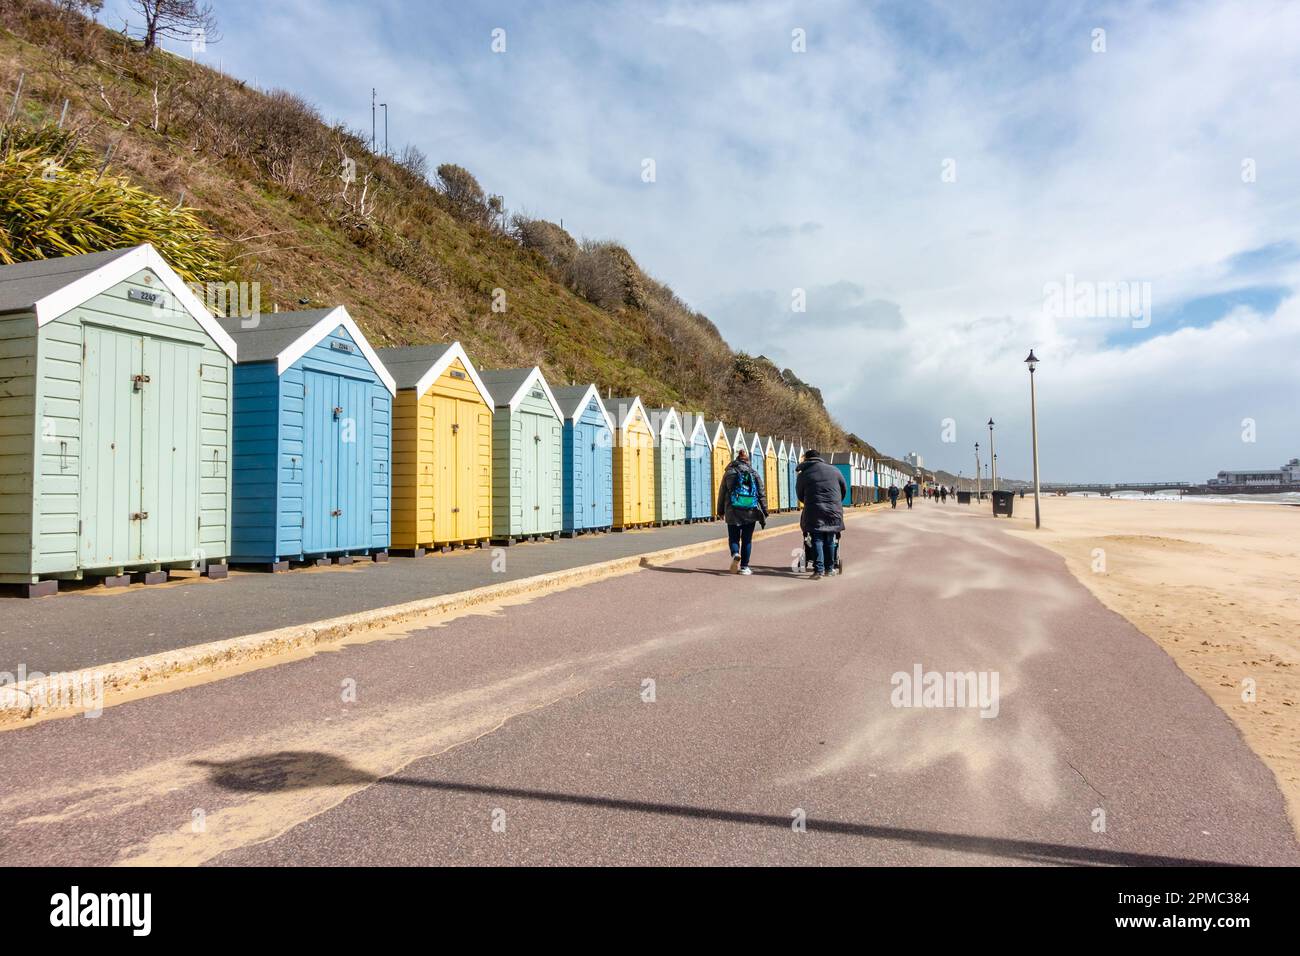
[
  {"xmin": 1208, "ymin": 458, "xmax": 1300, "ymax": 486},
  {"xmin": 904, "ymin": 452, "xmax": 924, "ymax": 469}
]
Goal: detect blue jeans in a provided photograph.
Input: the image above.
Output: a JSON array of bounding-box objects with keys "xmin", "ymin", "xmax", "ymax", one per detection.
[
  {"xmin": 727, "ymin": 522, "xmax": 755, "ymax": 568},
  {"xmin": 810, "ymin": 530, "xmax": 836, "ymax": 573}
]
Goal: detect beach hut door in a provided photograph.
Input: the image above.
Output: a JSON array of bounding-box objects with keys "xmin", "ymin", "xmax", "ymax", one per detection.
[
  {"xmin": 520, "ymin": 413, "xmax": 539, "ymax": 535},
  {"xmin": 80, "ymin": 328, "xmax": 201, "ymax": 567},
  {"xmin": 303, "ymin": 371, "xmax": 340, "ymax": 553},
  {"xmin": 581, "ymin": 422, "xmax": 598, "ymax": 526}
]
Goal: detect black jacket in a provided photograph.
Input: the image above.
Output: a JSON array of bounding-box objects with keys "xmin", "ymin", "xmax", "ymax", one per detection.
[
  {"xmin": 795, "ymin": 457, "xmax": 846, "ymax": 533},
  {"xmin": 717, "ymin": 459, "xmax": 767, "ymax": 526}
]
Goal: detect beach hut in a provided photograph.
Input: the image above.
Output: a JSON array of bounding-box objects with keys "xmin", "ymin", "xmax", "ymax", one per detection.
[
  {"xmin": 553, "ymin": 383, "xmax": 614, "ymax": 536},
  {"xmin": 478, "ymin": 367, "xmax": 563, "ymax": 543},
  {"xmin": 706, "ymin": 420, "xmax": 731, "ymax": 517},
  {"xmin": 0, "ymin": 245, "xmax": 237, "ymax": 596},
  {"xmin": 776, "ymin": 440, "xmax": 792, "ymax": 511},
  {"xmin": 787, "ymin": 442, "xmax": 800, "ymax": 510},
  {"xmin": 850, "ymin": 453, "xmax": 863, "ymax": 506},
  {"xmin": 763, "ymin": 436, "xmax": 780, "ymax": 511},
  {"xmin": 609, "ymin": 396, "xmax": 656, "ymax": 529},
  {"xmin": 830, "ymin": 453, "xmax": 854, "ymax": 506},
  {"xmin": 648, "ymin": 406, "xmax": 686, "ymax": 525},
  {"xmin": 222, "ymin": 307, "xmax": 394, "ymax": 568},
  {"xmin": 683, "ymin": 414, "xmax": 713, "ymax": 522},
  {"xmin": 377, "ymin": 343, "xmax": 493, "ymax": 554},
  {"xmin": 749, "ymin": 434, "xmax": 766, "ymax": 493}
]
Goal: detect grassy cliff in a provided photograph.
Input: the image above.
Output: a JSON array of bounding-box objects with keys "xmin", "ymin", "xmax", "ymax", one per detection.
[{"xmin": 1, "ymin": 0, "xmax": 880, "ymax": 458}]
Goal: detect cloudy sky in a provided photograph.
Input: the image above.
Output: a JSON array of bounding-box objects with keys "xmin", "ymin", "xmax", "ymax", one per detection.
[{"xmin": 104, "ymin": 0, "xmax": 1299, "ymax": 482}]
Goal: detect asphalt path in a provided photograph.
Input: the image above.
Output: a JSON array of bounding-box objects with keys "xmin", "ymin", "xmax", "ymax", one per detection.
[
  {"xmin": 0, "ymin": 513, "xmax": 799, "ymax": 674},
  {"xmin": 0, "ymin": 506, "xmax": 1293, "ymax": 866}
]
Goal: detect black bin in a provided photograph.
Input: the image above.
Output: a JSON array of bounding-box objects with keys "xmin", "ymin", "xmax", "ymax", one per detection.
[
  {"xmin": 956, "ymin": 491, "xmax": 971, "ymax": 505},
  {"xmin": 992, "ymin": 490, "xmax": 1015, "ymax": 516}
]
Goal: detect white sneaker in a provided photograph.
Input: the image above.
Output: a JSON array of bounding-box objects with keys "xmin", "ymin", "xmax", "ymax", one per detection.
[
  {"xmin": 730, "ymin": 555, "xmax": 741, "ymax": 573},
  {"xmin": 739, "ymin": 567, "xmax": 753, "ymax": 576}
]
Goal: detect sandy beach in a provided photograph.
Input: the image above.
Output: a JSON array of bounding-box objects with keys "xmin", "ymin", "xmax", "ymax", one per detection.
[{"xmin": 1003, "ymin": 496, "xmax": 1300, "ymax": 836}]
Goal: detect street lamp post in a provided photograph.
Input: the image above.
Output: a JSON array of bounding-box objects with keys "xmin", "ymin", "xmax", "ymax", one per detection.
[
  {"xmin": 988, "ymin": 418, "xmax": 997, "ymax": 491},
  {"xmin": 1025, "ymin": 349, "xmax": 1042, "ymax": 528},
  {"xmin": 975, "ymin": 441, "xmax": 981, "ymax": 501}
]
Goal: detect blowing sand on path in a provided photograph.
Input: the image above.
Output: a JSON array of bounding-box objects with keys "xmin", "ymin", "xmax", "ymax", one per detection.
[{"xmin": 1003, "ymin": 496, "xmax": 1300, "ymax": 835}]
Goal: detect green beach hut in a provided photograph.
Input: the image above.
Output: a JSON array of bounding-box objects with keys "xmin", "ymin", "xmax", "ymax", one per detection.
[
  {"xmin": 0, "ymin": 245, "xmax": 238, "ymax": 596},
  {"xmin": 478, "ymin": 367, "xmax": 563, "ymax": 544},
  {"xmin": 647, "ymin": 406, "xmax": 686, "ymax": 524}
]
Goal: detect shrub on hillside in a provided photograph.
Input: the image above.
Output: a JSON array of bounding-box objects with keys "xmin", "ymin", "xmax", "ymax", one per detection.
[{"xmin": 0, "ymin": 123, "xmax": 231, "ymax": 281}]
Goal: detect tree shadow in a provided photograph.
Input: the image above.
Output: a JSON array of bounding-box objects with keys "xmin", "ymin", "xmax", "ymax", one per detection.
[{"xmin": 196, "ymin": 751, "xmax": 1233, "ymax": 866}]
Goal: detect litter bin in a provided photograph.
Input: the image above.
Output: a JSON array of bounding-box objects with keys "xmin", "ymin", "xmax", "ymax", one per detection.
[
  {"xmin": 992, "ymin": 490, "xmax": 1015, "ymax": 517},
  {"xmin": 956, "ymin": 491, "xmax": 971, "ymax": 505}
]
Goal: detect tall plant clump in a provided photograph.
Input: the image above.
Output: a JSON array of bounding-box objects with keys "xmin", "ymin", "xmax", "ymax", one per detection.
[{"xmin": 0, "ymin": 123, "xmax": 231, "ymax": 282}]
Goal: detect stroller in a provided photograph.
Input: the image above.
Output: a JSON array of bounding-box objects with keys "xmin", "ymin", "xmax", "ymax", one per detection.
[{"xmin": 797, "ymin": 530, "xmax": 843, "ymax": 574}]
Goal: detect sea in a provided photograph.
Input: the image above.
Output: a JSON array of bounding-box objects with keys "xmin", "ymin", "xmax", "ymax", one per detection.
[{"xmin": 1063, "ymin": 491, "xmax": 1300, "ymax": 506}]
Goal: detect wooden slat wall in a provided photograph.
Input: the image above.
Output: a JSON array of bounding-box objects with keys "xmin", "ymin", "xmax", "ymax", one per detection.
[{"xmin": 0, "ymin": 313, "xmax": 37, "ymax": 579}]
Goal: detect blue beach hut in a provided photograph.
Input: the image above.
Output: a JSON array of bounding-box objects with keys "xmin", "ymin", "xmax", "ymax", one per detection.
[
  {"xmin": 554, "ymin": 383, "xmax": 614, "ymax": 536},
  {"xmin": 220, "ymin": 307, "xmax": 395, "ymax": 569},
  {"xmin": 786, "ymin": 441, "xmax": 799, "ymax": 510},
  {"xmin": 749, "ymin": 433, "xmax": 766, "ymax": 483},
  {"xmin": 683, "ymin": 413, "xmax": 713, "ymax": 522},
  {"xmin": 829, "ymin": 452, "xmax": 854, "ymax": 507}
]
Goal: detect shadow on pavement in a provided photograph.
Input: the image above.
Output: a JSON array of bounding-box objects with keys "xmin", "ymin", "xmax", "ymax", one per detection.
[
  {"xmin": 197, "ymin": 751, "xmax": 1231, "ymax": 866},
  {"xmin": 643, "ymin": 565, "xmax": 797, "ymax": 578}
]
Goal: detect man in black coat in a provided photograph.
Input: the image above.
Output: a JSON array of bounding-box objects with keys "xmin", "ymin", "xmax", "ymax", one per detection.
[{"xmin": 795, "ymin": 450, "xmax": 846, "ymax": 579}]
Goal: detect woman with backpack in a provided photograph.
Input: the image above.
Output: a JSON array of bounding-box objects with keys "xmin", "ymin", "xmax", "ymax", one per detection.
[{"xmin": 717, "ymin": 448, "xmax": 767, "ymax": 575}]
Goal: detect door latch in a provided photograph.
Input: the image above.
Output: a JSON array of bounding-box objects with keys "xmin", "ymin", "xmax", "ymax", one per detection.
[
  {"xmin": 331, "ymin": 509, "xmax": 343, "ymax": 517},
  {"xmin": 451, "ymin": 423, "xmax": 460, "ymax": 433},
  {"xmin": 130, "ymin": 511, "xmax": 149, "ymax": 521},
  {"xmin": 131, "ymin": 374, "xmax": 151, "ymax": 391},
  {"xmin": 333, "ymin": 406, "xmax": 344, "ymax": 419}
]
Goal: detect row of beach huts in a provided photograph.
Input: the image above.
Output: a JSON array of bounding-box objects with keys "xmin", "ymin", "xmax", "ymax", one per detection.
[{"xmin": 0, "ymin": 245, "xmax": 910, "ymax": 597}]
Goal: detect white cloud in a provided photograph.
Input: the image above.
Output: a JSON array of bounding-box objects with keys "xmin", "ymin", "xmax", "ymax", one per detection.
[{"xmin": 103, "ymin": 0, "xmax": 1300, "ymax": 479}]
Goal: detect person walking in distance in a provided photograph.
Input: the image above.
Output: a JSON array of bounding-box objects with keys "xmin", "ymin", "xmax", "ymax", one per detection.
[
  {"xmin": 940, "ymin": 485, "xmax": 948, "ymax": 503},
  {"xmin": 904, "ymin": 480, "xmax": 915, "ymax": 509},
  {"xmin": 795, "ymin": 449, "xmax": 846, "ymax": 580},
  {"xmin": 888, "ymin": 482, "xmax": 900, "ymax": 509},
  {"xmin": 717, "ymin": 447, "xmax": 767, "ymax": 575}
]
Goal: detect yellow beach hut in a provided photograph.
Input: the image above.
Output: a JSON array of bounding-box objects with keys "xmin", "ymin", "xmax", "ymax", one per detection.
[
  {"xmin": 608, "ymin": 396, "xmax": 656, "ymax": 529},
  {"xmin": 704, "ymin": 420, "xmax": 731, "ymax": 517},
  {"xmin": 377, "ymin": 343, "xmax": 493, "ymax": 554}
]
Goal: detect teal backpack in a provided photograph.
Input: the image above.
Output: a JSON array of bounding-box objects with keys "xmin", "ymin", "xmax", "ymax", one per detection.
[{"xmin": 729, "ymin": 467, "xmax": 758, "ymax": 509}]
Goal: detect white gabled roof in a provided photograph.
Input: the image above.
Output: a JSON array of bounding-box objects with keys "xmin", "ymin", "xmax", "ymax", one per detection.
[
  {"xmin": 607, "ymin": 396, "xmax": 656, "ymax": 439},
  {"xmin": 646, "ymin": 406, "xmax": 682, "ymax": 443},
  {"xmin": 764, "ymin": 435, "xmax": 776, "ymax": 455},
  {"xmin": 4, "ymin": 244, "xmax": 238, "ymax": 361},
  {"xmin": 404, "ymin": 342, "xmax": 492, "ymax": 405},
  {"xmin": 686, "ymin": 413, "xmax": 710, "ymax": 445},
  {"xmin": 553, "ymin": 382, "xmax": 615, "ymax": 433},
  {"xmin": 730, "ymin": 426, "xmax": 746, "ymax": 449},
  {"xmin": 749, "ymin": 433, "xmax": 764, "ymax": 455},
  {"xmin": 707, "ymin": 420, "xmax": 729, "ymax": 447},
  {"xmin": 479, "ymin": 366, "xmax": 563, "ymax": 419},
  {"xmin": 222, "ymin": 305, "xmax": 396, "ymax": 394}
]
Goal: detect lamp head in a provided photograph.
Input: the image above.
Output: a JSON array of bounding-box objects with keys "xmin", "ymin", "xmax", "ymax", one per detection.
[{"xmin": 1024, "ymin": 349, "xmax": 1039, "ymax": 372}]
